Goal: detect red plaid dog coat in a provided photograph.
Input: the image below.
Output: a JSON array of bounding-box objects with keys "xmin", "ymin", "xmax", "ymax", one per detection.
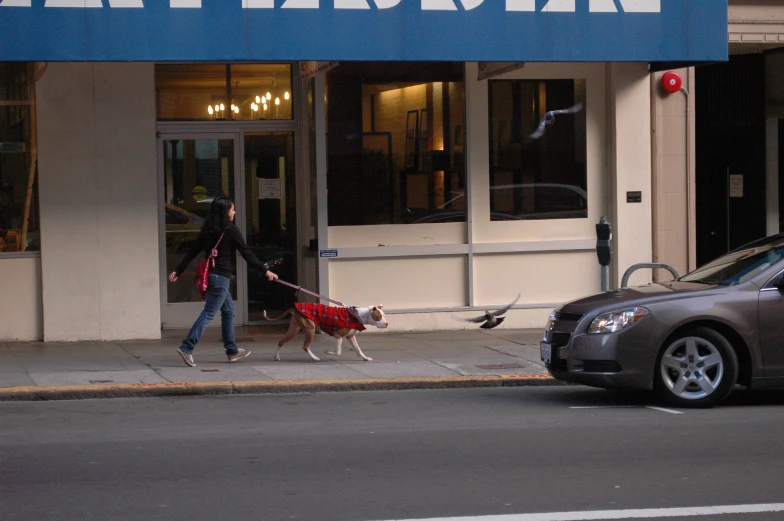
[{"xmin": 295, "ymin": 303, "xmax": 366, "ymax": 336}]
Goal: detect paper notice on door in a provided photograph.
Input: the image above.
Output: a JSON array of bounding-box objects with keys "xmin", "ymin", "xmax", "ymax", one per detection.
[
  {"xmin": 259, "ymin": 179, "xmax": 283, "ymax": 199},
  {"xmin": 729, "ymin": 175, "xmax": 743, "ymax": 198}
]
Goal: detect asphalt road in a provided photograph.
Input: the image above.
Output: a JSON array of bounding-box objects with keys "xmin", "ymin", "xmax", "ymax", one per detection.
[{"xmin": 3, "ymin": 387, "xmax": 784, "ymax": 521}]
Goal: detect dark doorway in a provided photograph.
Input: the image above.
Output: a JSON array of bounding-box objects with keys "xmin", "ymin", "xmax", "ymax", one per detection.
[{"xmin": 696, "ymin": 54, "xmax": 767, "ymax": 266}]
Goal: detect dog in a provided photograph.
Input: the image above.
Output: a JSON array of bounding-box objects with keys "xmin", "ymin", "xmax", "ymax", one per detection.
[{"xmin": 263, "ymin": 303, "xmax": 388, "ymax": 362}]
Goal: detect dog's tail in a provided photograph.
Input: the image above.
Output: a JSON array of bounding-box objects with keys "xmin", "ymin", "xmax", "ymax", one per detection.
[{"xmin": 262, "ymin": 308, "xmax": 295, "ymax": 322}]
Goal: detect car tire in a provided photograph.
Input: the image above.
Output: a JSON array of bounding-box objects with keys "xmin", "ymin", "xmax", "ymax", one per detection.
[{"xmin": 653, "ymin": 327, "xmax": 738, "ymax": 408}]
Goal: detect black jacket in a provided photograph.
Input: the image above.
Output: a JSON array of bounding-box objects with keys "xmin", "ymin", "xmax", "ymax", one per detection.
[{"xmin": 175, "ymin": 223, "xmax": 268, "ymax": 279}]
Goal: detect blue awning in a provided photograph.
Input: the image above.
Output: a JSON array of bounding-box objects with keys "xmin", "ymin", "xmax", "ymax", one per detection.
[{"xmin": 0, "ymin": 0, "xmax": 727, "ymax": 63}]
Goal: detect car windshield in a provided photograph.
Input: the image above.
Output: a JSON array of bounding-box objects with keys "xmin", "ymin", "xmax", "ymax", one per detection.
[{"xmin": 680, "ymin": 236, "xmax": 784, "ymax": 286}]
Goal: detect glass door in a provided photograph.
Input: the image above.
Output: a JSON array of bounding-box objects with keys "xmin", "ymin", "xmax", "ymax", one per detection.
[
  {"xmin": 243, "ymin": 132, "xmax": 298, "ymax": 322},
  {"xmin": 158, "ymin": 134, "xmax": 246, "ymax": 328}
]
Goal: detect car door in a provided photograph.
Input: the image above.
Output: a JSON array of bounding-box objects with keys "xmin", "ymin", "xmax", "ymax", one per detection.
[{"xmin": 757, "ymin": 269, "xmax": 784, "ymax": 376}]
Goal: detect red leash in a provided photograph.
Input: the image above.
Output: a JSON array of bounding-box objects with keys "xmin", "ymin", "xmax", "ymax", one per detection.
[{"xmin": 273, "ymin": 278, "xmax": 362, "ymax": 324}]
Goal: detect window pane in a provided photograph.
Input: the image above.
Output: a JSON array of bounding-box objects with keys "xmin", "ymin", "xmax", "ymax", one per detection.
[
  {"xmin": 231, "ymin": 64, "xmax": 292, "ymax": 121},
  {"xmin": 155, "ymin": 64, "xmax": 292, "ymax": 121},
  {"xmin": 325, "ymin": 62, "xmax": 466, "ymax": 226},
  {"xmin": 163, "ymin": 139, "xmax": 236, "ymax": 303},
  {"xmin": 488, "ymin": 79, "xmax": 587, "ymax": 221},
  {"xmin": 0, "ymin": 63, "xmax": 29, "ymax": 102},
  {"xmin": 0, "ymin": 64, "xmax": 38, "ymax": 253}
]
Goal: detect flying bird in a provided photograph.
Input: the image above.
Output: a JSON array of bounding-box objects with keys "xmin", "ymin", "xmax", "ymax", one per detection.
[
  {"xmin": 529, "ymin": 103, "xmax": 584, "ymax": 139},
  {"xmin": 463, "ymin": 293, "xmax": 521, "ymax": 329}
]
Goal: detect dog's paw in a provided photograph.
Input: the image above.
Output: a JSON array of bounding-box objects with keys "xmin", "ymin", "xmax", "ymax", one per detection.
[
  {"xmin": 325, "ymin": 350, "xmax": 338, "ymax": 356},
  {"xmin": 274, "ymin": 355, "xmax": 281, "ymax": 361},
  {"xmin": 363, "ymin": 356, "xmax": 373, "ymax": 362}
]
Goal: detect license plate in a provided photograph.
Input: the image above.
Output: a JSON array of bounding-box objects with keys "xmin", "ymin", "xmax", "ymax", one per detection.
[{"xmin": 540, "ymin": 342, "xmax": 552, "ymax": 364}]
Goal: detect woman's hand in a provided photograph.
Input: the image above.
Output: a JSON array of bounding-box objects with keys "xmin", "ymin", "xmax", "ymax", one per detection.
[
  {"xmin": 168, "ymin": 272, "xmax": 178, "ymax": 283},
  {"xmin": 266, "ymin": 271, "xmax": 279, "ymax": 282}
]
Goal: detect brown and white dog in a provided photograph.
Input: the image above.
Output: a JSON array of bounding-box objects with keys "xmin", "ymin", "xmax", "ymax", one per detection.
[{"xmin": 263, "ymin": 302, "xmax": 388, "ymax": 362}]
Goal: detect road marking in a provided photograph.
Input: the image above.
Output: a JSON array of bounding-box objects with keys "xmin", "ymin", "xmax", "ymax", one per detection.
[
  {"xmin": 645, "ymin": 405, "xmax": 684, "ymax": 415},
  {"xmin": 569, "ymin": 406, "xmax": 636, "ymax": 409},
  {"xmin": 569, "ymin": 405, "xmax": 684, "ymax": 415},
  {"xmin": 372, "ymin": 502, "xmax": 784, "ymax": 520}
]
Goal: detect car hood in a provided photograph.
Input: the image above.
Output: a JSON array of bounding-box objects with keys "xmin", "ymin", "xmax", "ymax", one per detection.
[{"xmin": 559, "ymin": 281, "xmax": 721, "ymax": 315}]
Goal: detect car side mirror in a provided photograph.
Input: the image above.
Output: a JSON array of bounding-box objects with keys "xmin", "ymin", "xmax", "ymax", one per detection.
[{"xmin": 777, "ymin": 278, "xmax": 784, "ymax": 292}]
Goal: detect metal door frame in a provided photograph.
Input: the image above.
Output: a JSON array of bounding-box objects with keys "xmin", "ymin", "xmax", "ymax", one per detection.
[{"xmin": 156, "ymin": 131, "xmax": 246, "ymax": 328}]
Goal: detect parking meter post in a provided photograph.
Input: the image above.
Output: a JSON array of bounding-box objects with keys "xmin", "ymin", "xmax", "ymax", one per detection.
[{"xmin": 596, "ymin": 216, "xmax": 612, "ymax": 292}]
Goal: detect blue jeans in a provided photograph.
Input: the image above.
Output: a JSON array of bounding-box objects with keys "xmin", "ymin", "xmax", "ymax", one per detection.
[{"xmin": 179, "ymin": 273, "xmax": 238, "ymax": 355}]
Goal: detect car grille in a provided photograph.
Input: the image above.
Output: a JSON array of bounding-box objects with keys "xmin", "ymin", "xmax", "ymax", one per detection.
[
  {"xmin": 546, "ymin": 310, "xmax": 583, "ymax": 348},
  {"xmin": 544, "ymin": 310, "xmax": 583, "ymax": 371}
]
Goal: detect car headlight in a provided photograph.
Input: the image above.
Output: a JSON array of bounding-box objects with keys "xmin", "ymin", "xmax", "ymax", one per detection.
[
  {"xmin": 587, "ymin": 307, "xmax": 648, "ymax": 334},
  {"xmin": 545, "ymin": 311, "xmax": 556, "ymax": 331},
  {"xmin": 543, "ymin": 311, "xmax": 557, "ymax": 341}
]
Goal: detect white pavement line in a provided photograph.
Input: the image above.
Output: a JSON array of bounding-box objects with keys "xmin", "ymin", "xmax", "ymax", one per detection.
[
  {"xmin": 646, "ymin": 405, "xmax": 684, "ymax": 415},
  {"xmin": 372, "ymin": 502, "xmax": 784, "ymax": 521},
  {"xmin": 569, "ymin": 406, "xmax": 636, "ymax": 409}
]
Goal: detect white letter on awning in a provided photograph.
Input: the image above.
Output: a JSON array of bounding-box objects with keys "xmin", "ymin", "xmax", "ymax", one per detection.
[
  {"xmin": 541, "ymin": 0, "xmax": 574, "ymax": 11},
  {"xmin": 335, "ymin": 0, "xmax": 370, "ymax": 8},
  {"xmin": 459, "ymin": 0, "xmax": 484, "ymax": 10},
  {"xmin": 422, "ymin": 0, "xmax": 457, "ymax": 10},
  {"xmin": 244, "ymin": 0, "xmax": 274, "ymax": 7},
  {"xmin": 589, "ymin": 0, "xmax": 616, "ymax": 12},
  {"xmin": 506, "ymin": 0, "xmax": 534, "ymax": 11},
  {"xmin": 170, "ymin": 0, "xmax": 200, "ymax": 7},
  {"xmin": 0, "ymin": 0, "xmax": 32, "ymax": 6},
  {"xmin": 282, "ymin": 0, "xmax": 319, "ymax": 8},
  {"xmin": 619, "ymin": 0, "xmax": 659, "ymax": 12},
  {"xmin": 373, "ymin": 0, "xmax": 401, "ymax": 7},
  {"xmin": 45, "ymin": 0, "xmax": 102, "ymax": 6}
]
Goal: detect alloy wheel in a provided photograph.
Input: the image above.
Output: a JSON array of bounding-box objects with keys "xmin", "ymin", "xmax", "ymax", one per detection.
[{"xmin": 659, "ymin": 335, "xmax": 725, "ymax": 401}]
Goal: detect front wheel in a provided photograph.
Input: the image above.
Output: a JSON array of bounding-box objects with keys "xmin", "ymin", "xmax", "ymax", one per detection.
[{"xmin": 653, "ymin": 327, "xmax": 738, "ymax": 408}]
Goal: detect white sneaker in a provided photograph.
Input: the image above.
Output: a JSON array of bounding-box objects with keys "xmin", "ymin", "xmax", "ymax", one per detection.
[
  {"xmin": 177, "ymin": 348, "xmax": 195, "ymax": 367},
  {"xmin": 227, "ymin": 348, "xmax": 251, "ymax": 362}
]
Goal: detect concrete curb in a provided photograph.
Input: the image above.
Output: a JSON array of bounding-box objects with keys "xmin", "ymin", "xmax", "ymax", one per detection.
[{"xmin": 0, "ymin": 374, "xmax": 560, "ymax": 401}]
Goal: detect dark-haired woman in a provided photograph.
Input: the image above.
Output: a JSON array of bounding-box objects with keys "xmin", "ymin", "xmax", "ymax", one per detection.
[{"xmin": 168, "ymin": 197, "xmax": 278, "ymax": 367}]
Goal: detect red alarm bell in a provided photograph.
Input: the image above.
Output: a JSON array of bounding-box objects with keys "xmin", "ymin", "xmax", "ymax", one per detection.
[{"xmin": 661, "ymin": 71, "xmax": 682, "ymax": 94}]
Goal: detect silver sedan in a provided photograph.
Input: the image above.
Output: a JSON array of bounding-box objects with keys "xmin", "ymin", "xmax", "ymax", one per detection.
[{"xmin": 542, "ymin": 233, "xmax": 784, "ymax": 408}]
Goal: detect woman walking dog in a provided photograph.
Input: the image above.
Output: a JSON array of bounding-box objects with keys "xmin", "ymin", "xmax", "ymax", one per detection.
[{"xmin": 168, "ymin": 197, "xmax": 278, "ymax": 367}]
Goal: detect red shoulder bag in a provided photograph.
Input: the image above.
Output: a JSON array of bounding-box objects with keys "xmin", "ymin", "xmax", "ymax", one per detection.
[{"xmin": 195, "ymin": 231, "xmax": 225, "ymax": 298}]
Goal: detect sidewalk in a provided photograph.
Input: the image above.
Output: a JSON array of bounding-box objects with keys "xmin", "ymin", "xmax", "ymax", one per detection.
[{"xmin": 0, "ymin": 326, "xmax": 559, "ymax": 401}]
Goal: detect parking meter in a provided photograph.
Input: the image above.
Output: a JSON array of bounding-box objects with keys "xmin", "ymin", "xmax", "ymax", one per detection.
[
  {"xmin": 596, "ymin": 216, "xmax": 612, "ymax": 267},
  {"xmin": 596, "ymin": 216, "xmax": 612, "ymax": 291}
]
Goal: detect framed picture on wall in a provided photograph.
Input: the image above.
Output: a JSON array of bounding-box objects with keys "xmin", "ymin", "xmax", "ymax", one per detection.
[{"xmin": 405, "ymin": 110, "xmax": 418, "ymax": 170}]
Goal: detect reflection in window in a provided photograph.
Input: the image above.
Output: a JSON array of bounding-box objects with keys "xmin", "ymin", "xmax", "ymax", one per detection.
[
  {"xmin": 325, "ymin": 62, "xmax": 465, "ymax": 226},
  {"xmin": 155, "ymin": 64, "xmax": 293, "ymax": 121},
  {"xmin": 163, "ymin": 139, "xmax": 236, "ymax": 303},
  {"xmin": 488, "ymin": 79, "xmax": 587, "ymax": 221},
  {"xmin": 0, "ymin": 62, "xmax": 39, "ymax": 252}
]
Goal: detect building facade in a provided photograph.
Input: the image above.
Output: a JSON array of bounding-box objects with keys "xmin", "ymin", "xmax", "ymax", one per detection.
[
  {"xmin": 652, "ymin": 0, "xmax": 784, "ymax": 283},
  {"xmin": 0, "ymin": 1, "xmax": 726, "ymax": 341}
]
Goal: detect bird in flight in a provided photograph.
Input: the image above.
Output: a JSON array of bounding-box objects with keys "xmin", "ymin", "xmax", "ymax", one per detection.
[
  {"xmin": 530, "ymin": 103, "xmax": 584, "ymax": 139},
  {"xmin": 463, "ymin": 293, "xmax": 521, "ymax": 329}
]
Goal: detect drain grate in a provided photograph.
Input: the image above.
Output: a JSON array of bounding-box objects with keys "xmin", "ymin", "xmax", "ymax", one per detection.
[
  {"xmin": 89, "ymin": 380, "xmax": 114, "ymax": 384},
  {"xmin": 475, "ymin": 363, "xmax": 524, "ymax": 370},
  {"xmin": 200, "ymin": 369, "xmax": 220, "ymax": 373}
]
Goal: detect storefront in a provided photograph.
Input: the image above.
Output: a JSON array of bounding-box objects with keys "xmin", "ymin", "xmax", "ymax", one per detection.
[{"xmin": 0, "ymin": 1, "xmax": 727, "ymax": 341}]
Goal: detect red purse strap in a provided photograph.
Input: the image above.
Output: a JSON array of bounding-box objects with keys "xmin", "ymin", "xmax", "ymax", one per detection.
[{"xmin": 208, "ymin": 231, "xmax": 226, "ymax": 266}]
